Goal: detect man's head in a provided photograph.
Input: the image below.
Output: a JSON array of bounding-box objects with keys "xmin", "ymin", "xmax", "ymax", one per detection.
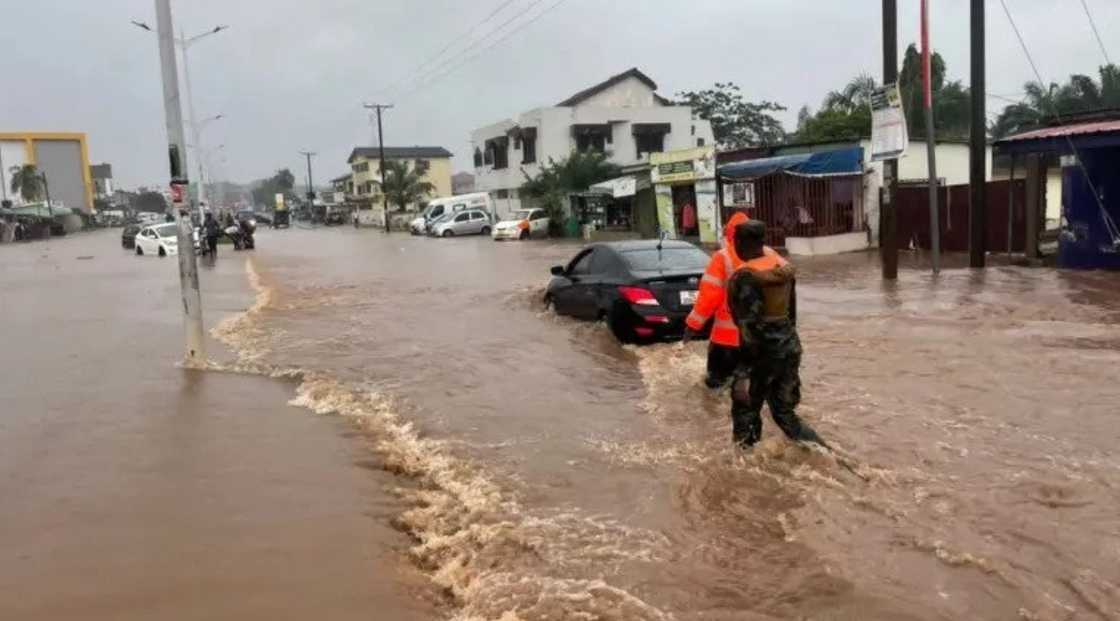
[{"xmin": 734, "ymin": 220, "xmax": 767, "ymax": 260}]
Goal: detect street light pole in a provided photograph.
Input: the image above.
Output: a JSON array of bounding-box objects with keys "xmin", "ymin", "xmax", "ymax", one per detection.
[
  {"xmin": 154, "ymin": 0, "xmax": 206, "ymax": 363},
  {"xmin": 363, "ymin": 103, "xmax": 393, "ymax": 233}
]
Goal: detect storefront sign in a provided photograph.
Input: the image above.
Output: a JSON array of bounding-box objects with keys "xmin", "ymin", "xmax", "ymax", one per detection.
[
  {"xmin": 870, "ymin": 83, "xmax": 908, "ymax": 161},
  {"xmin": 650, "ymin": 146, "xmax": 716, "ymax": 184},
  {"xmin": 275, "ymin": 193, "xmax": 286, "ymax": 211}
]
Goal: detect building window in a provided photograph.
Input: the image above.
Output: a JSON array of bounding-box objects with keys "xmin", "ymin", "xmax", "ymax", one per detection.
[
  {"xmin": 522, "ymin": 134, "xmax": 536, "ymax": 164},
  {"xmin": 483, "ymin": 146, "xmax": 493, "ymax": 166},
  {"xmin": 474, "ymin": 148, "xmax": 483, "ymax": 168},
  {"xmin": 635, "ymin": 132, "xmax": 665, "ymax": 158},
  {"xmin": 697, "ymin": 138, "xmax": 705, "ymax": 147},
  {"xmin": 414, "ymin": 159, "xmax": 430, "ymax": 174},
  {"xmin": 496, "ymin": 189, "xmax": 509, "ymax": 199},
  {"xmin": 573, "ymin": 124, "xmax": 611, "ymax": 154},
  {"xmin": 486, "ymin": 137, "xmax": 509, "ymax": 170},
  {"xmin": 352, "ymin": 161, "xmax": 370, "ymax": 173}
]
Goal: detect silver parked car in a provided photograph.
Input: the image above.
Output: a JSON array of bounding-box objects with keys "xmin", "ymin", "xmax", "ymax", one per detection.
[{"xmin": 430, "ymin": 209, "xmax": 492, "ymax": 237}]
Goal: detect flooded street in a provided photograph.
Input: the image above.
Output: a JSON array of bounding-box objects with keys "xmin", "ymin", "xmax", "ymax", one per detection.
[{"xmin": 4, "ymin": 227, "xmax": 1120, "ymax": 620}]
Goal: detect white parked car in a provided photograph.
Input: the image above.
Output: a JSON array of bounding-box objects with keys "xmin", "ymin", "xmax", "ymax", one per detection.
[
  {"xmin": 134, "ymin": 223, "xmax": 181, "ymax": 257},
  {"xmin": 492, "ymin": 208, "xmax": 550, "ymax": 241}
]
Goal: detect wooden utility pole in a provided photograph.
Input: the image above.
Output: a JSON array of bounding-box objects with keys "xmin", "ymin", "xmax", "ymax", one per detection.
[
  {"xmin": 363, "ymin": 102, "xmax": 393, "ymax": 233},
  {"xmin": 881, "ymin": 0, "xmax": 899, "ymax": 279},
  {"xmin": 969, "ymin": 0, "xmax": 987, "ymax": 267}
]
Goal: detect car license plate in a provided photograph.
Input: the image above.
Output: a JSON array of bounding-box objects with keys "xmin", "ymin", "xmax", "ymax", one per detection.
[{"xmin": 680, "ymin": 290, "xmax": 698, "ymax": 305}]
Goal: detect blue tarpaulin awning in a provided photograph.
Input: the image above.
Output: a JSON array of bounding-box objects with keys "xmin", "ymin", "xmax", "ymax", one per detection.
[{"xmin": 718, "ymin": 147, "xmax": 864, "ymax": 180}]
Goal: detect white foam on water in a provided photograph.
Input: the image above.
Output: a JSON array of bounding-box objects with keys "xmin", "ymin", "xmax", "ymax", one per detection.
[{"xmin": 203, "ymin": 257, "xmax": 675, "ymax": 621}]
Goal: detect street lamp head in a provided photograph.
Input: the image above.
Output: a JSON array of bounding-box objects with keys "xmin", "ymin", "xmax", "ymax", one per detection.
[
  {"xmin": 213, "ymin": 25, "xmax": 229, "ymax": 34},
  {"xmin": 130, "ymin": 20, "xmax": 152, "ymax": 32}
]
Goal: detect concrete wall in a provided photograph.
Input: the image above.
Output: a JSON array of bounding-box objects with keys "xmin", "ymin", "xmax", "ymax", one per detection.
[
  {"xmin": 577, "ymin": 76, "xmax": 660, "ymax": 108},
  {"xmin": 786, "ymin": 231, "xmax": 869, "ymax": 256}
]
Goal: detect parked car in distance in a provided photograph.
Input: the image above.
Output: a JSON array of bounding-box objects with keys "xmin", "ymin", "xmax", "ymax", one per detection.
[
  {"xmin": 121, "ymin": 224, "xmax": 141, "ymax": 249},
  {"xmin": 492, "ymin": 208, "xmax": 550, "ymax": 241},
  {"xmin": 430, "ymin": 208, "xmax": 492, "ymax": 237},
  {"xmin": 545, "ymin": 240, "xmax": 709, "ymax": 343},
  {"xmin": 410, "ymin": 192, "xmax": 494, "ymax": 235},
  {"xmin": 134, "ymin": 223, "xmax": 181, "ymax": 257}
]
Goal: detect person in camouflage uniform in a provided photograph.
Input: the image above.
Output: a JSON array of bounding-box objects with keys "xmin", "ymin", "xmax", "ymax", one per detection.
[{"xmin": 725, "ymin": 220, "xmax": 827, "ymax": 449}]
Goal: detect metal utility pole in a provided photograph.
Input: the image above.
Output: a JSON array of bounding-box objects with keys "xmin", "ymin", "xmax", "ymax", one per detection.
[
  {"xmin": 881, "ymin": 0, "xmax": 899, "ymax": 279},
  {"xmin": 298, "ymin": 150, "xmax": 316, "ymax": 204},
  {"xmin": 363, "ymin": 103, "xmax": 393, "ymax": 233},
  {"xmin": 0, "ymin": 147, "xmax": 6, "ymax": 202},
  {"xmin": 154, "ymin": 0, "xmax": 206, "ymax": 362},
  {"xmin": 969, "ymin": 0, "xmax": 987, "ymax": 268},
  {"xmin": 921, "ymin": 0, "xmax": 941, "ymax": 274},
  {"xmin": 131, "ymin": 20, "xmax": 226, "ymax": 221},
  {"xmin": 39, "ymin": 173, "xmax": 53, "ymax": 217}
]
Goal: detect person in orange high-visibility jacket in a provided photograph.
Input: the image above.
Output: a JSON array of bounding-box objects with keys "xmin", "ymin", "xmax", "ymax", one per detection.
[{"xmin": 683, "ymin": 212, "xmax": 779, "ymax": 388}]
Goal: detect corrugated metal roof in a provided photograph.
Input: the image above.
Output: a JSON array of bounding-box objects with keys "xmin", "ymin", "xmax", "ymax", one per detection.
[{"xmin": 998, "ymin": 119, "xmax": 1120, "ymax": 143}]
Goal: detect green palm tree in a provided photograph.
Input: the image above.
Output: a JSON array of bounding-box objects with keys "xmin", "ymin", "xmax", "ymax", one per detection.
[
  {"xmin": 991, "ymin": 64, "xmax": 1120, "ymax": 138},
  {"xmin": 376, "ymin": 160, "xmax": 435, "ymax": 212},
  {"xmin": 9, "ymin": 164, "xmax": 43, "ymax": 202}
]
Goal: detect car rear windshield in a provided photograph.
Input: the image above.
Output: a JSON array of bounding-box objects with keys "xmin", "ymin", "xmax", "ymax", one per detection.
[
  {"xmin": 620, "ymin": 247, "xmax": 709, "ymax": 272},
  {"xmin": 155, "ymin": 224, "xmax": 178, "ymax": 238}
]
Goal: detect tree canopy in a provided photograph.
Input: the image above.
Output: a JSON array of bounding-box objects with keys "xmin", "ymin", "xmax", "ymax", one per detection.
[
  {"xmin": 676, "ymin": 82, "xmax": 786, "ymax": 148},
  {"xmin": 520, "ymin": 151, "xmax": 621, "ymax": 220},
  {"xmin": 251, "ymin": 168, "xmax": 296, "ymax": 208},
  {"xmin": 990, "ymin": 64, "xmax": 1120, "ymax": 138},
  {"xmin": 794, "ymin": 44, "xmax": 971, "ymax": 143},
  {"xmin": 8, "ymin": 164, "xmax": 43, "ymax": 202},
  {"xmin": 377, "ymin": 160, "xmax": 435, "ymax": 212}
]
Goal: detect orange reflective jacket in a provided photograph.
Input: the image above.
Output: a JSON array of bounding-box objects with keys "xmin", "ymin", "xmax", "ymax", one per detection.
[{"xmin": 685, "ymin": 213, "xmax": 781, "ymax": 347}]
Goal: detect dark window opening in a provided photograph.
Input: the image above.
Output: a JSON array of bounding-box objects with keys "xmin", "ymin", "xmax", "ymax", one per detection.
[
  {"xmin": 473, "ymin": 148, "xmax": 483, "ymax": 167},
  {"xmin": 495, "ymin": 189, "xmax": 509, "ymax": 199},
  {"xmin": 485, "ymin": 137, "xmax": 509, "ymax": 169},
  {"xmin": 522, "ymin": 135, "xmax": 536, "ymax": 164},
  {"xmin": 572, "ymin": 124, "xmax": 611, "ymax": 153},
  {"xmin": 697, "ymin": 138, "xmax": 706, "ymax": 147},
  {"xmin": 635, "ymin": 132, "xmax": 665, "ymax": 157},
  {"xmin": 414, "ymin": 159, "xmax": 430, "ymax": 174},
  {"xmin": 483, "ymin": 146, "xmax": 493, "ymax": 166}
]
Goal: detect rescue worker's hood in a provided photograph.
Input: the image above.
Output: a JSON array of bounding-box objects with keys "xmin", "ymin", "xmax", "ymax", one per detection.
[{"xmin": 724, "ymin": 212, "xmax": 749, "ymax": 262}]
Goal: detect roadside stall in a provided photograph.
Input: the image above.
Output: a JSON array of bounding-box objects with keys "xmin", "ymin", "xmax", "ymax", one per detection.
[
  {"xmin": 717, "ymin": 147, "xmax": 866, "ymax": 253},
  {"xmin": 582, "ymin": 171, "xmax": 658, "ymax": 240},
  {"xmin": 650, "ymin": 146, "xmax": 718, "ymax": 244}
]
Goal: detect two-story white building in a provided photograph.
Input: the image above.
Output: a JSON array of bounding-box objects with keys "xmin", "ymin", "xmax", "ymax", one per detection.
[{"xmin": 471, "ymin": 68, "xmax": 714, "ymax": 220}]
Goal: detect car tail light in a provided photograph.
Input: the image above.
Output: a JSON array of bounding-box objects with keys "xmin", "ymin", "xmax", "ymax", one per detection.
[
  {"xmin": 634, "ymin": 327, "xmax": 655, "ymax": 337},
  {"xmin": 618, "ymin": 286, "xmax": 659, "ymax": 306}
]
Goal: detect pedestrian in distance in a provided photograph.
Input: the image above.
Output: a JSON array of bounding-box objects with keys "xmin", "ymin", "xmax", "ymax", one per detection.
[
  {"xmin": 725, "ymin": 219, "xmax": 827, "ymax": 450},
  {"xmin": 682, "ymin": 212, "xmax": 783, "ymax": 390},
  {"xmin": 203, "ymin": 212, "xmax": 221, "ymax": 257}
]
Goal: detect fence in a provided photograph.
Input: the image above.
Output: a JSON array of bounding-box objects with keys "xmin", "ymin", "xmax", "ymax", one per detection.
[
  {"xmin": 895, "ymin": 180, "xmax": 1027, "ymax": 252},
  {"xmin": 721, "ymin": 173, "xmax": 862, "ymax": 247}
]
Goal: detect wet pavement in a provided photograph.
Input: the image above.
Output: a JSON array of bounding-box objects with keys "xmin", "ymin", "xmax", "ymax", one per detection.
[{"xmin": 3, "ymin": 227, "xmax": 1119, "ymax": 620}]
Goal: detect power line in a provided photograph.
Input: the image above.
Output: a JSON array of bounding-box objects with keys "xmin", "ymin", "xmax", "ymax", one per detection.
[
  {"xmin": 1078, "ymin": 0, "xmax": 1113, "ymax": 67},
  {"xmin": 378, "ymin": 0, "xmax": 519, "ymax": 97},
  {"xmin": 395, "ymin": 0, "xmax": 572, "ymax": 101},
  {"xmin": 388, "ymin": 0, "xmax": 555, "ymax": 98},
  {"xmin": 997, "ymin": 0, "xmax": 1120, "ymax": 245}
]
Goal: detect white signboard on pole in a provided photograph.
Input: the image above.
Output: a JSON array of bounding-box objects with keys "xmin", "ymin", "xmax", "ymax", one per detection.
[{"xmin": 870, "ymin": 83, "xmax": 908, "ymax": 161}]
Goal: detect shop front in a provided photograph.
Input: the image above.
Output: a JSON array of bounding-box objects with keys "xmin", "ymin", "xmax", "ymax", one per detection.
[{"xmin": 649, "ymin": 146, "xmax": 718, "ymax": 244}]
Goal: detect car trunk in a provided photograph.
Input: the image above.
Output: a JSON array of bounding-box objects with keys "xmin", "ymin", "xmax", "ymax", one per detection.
[{"xmin": 633, "ymin": 270, "xmax": 701, "ymax": 312}]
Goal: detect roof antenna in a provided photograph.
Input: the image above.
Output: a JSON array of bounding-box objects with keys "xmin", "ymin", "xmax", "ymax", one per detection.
[{"xmin": 657, "ymin": 229, "xmax": 668, "ymax": 259}]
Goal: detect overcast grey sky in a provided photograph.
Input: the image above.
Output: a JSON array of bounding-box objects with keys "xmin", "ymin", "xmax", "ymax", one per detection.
[{"xmin": 2, "ymin": 0, "xmax": 1115, "ymax": 189}]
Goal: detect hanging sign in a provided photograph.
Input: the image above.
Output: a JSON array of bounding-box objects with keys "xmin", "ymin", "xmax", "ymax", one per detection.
[{"xmin": 870, "ymin": 83, "xmax": 908, "ymax": 161}]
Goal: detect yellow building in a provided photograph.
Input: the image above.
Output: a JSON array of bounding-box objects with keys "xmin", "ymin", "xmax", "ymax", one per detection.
[
  {"xmin": 346, "ymin": 146, "xmax": 453, "ymax": 209},
  {"xmin": 0, "ymin": 132, "xmax": 93, "ymax": 212}
]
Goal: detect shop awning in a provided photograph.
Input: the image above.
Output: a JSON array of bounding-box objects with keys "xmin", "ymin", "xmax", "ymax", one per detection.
[
  {"xmin": 718, "ymin": 147, "xmax": 863, "ymax": 180},
  {"xmin": 590, "ymin": 173, "xmax": 649, "ymax": 198}
]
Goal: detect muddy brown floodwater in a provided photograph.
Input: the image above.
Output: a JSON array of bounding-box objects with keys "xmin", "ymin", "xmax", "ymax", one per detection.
[{"xmin": 4, "ymin": 227, "xmax": 1120, "ymax": 620}]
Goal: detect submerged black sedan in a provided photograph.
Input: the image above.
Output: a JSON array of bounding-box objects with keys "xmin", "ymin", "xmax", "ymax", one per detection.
[{"xmin": 545, "ymin": 239, "xmax": 708, "ymax": 343}]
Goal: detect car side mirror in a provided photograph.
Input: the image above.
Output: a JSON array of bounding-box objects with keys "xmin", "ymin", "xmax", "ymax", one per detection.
[{"xmin": 550, "ymin": 265, "xmax": 565, "ymax": 276}]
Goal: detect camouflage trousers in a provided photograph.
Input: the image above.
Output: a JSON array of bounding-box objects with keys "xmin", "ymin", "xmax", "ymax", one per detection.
[{"xmin": 730, "ymin": 349, "xmax": 823, "ymax": 447}]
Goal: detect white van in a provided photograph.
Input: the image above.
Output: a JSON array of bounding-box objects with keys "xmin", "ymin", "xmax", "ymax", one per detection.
[{"xmin": 409, "ymin": 192, "xmax": 494, "ymax": 235}]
